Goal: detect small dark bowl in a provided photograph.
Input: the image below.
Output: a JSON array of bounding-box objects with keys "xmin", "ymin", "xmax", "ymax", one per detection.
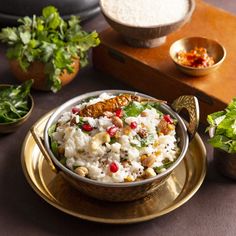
[
  {"xmin": 213, "ymin": 148, "xmax": 236, "ymax": 180},
  {"xmin": 100, "ymin": 0, "xmax": 195, "ymax": 48},
  {"xmin": 209, "ymin": 127, "xmax": 236, "ymax": 180},
  {"xmin": 169, "ymin": 36, "xmax": 226, "ymax": 76},
  {"xmin": 0, "ymin": 84, "xmax": 34, "ymax": 133}
]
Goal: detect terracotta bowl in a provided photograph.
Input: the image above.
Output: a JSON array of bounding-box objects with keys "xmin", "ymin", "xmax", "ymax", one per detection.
[
  {"xmin": 9, "ymin": 58, "xmax": 80, "ymax": 91},
  {"xmin": 100, "ymin": 0, "xmax": 195, "ymax": 48},
  {"xmin": 31, "ymin": 90, "xmax": 199, "ymax": 201},
  {"xmin": 0, "ymin": 84, "xmax": 34, "ymax": 133},
  {"xmin": 169, "ymin": 37, "xmax": 226, "ymax": 76}
]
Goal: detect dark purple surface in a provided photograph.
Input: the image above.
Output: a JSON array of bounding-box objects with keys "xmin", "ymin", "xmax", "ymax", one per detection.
[
  {"xmin": 0, "ymin": 1, "xmax": 236, "ymax": 235},
  {"xmin": 0, "ymin": 0, "xmax": 100, "ymax": 26}
]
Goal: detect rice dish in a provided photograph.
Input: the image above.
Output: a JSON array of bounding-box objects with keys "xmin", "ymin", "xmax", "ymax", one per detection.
[
  {"xmin": 101, "ymin": 0, "xmax": 189, "ymax": 27},
  {"xmin": 49, "ymin": 93, "xmax": 180, "ymax": 183}
]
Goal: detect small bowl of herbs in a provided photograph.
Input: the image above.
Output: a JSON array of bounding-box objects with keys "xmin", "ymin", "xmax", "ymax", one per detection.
[
  {"xmin": 206, "ymin": 98, "xmax": 236, "ymax": 180},
  {"xmin": 0, "ymin": 6, "xmax": 100, "ymax": 93},
  {"xmin": 0, "ymin": 80, "xmax": 34, "ymax": 133}
]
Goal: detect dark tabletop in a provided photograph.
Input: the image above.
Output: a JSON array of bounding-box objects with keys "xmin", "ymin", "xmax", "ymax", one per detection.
[{"xmin": 0, "ymin": 1, "xmax": 236, "ymax": 235}]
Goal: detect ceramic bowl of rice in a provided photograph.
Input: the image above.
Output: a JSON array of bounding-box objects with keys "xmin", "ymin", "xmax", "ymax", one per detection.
[
  {"xmin": 32, "ymin": 90, "xmax": 199, "ymax": 201},
  {"xmin": 100, "ymin": 0, "xmax": 195, "ymax": 48}
]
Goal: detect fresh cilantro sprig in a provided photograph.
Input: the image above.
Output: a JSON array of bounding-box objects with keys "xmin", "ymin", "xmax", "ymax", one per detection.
[
  {"xmin": 123, "ymin": 101, "xmax": 163, "ymax": 118},
  {"xmin": 154, "ymin": 161, "xmax": 173, "ymax": 174},
  {"xmin": 0, "ymin": 80, "xmax": 33, "ymax": 123},
  {"xmin": 0, "ymin": 6, "xmax": 100, "ymax": 92},
  {"xmin": 206, "ymin": 98, "xmax": 236, "ymax": 153}
]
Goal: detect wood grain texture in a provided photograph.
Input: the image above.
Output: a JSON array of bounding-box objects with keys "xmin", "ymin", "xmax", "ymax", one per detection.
[{"xmin": 93, "ymin": 0, "xmax": 236, "ymax": 123}]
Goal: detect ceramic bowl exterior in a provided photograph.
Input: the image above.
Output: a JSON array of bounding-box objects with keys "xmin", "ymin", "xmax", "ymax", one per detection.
[
  {"xmin": 9, "ymin": 59, "xmax": 80, "ymax": 91},
  {"xmin": 100, "ymin": 0, "xmax": 195, "ymax": 48}
]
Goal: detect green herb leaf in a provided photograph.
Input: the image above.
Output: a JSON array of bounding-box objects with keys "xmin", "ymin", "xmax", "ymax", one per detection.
[
  {"xmin": 154, "ymin": 160, "xmax": 173, "ymax": 174},
  {"xmin": 0, "ymin": 27, "xmax": 18, "ymax": 43},
  {"xmin": 0, "ymin": 80, "xmax": 33, "ymax": 123},
  {"xmin": 0, "ymin": 5, "xmax": 100, "ymax": 93},
  {"xmin": 206, "ymin": 98, "xmax": 236, "ymax": 153},
  {"xmin": 208, "ymin": 135, "xmax": 231, "ymax": 152},
  {"xmin": 60, "ymin": 157, "xmax": 67, "ymax": 165},
  {"xmin": 48, "ymin": 123, "xmax": 57, "ymax": 137},
  {"xmin": 19, "ymin": 31, "xmax": 31, "ymax": 44},
  {"xmin": 123, "ymin": 101, "xmax": 145, "ymax": 117}
]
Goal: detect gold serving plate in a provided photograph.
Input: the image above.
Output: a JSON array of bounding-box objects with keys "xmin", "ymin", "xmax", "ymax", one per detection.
[{"xmin": 21, "ymin": 112, "xmax": 207, "ymax": 224}]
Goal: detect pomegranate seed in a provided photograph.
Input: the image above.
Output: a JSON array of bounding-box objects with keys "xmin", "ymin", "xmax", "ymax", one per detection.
[
  {"xmin": 110, "ymin": 162, "xmax": 118, "ymax": 173},
  {"xmin": 130, "ymin": 121, "xmax": 137, "ymax": 129},
  {"xmin": 107, "ymin": 126, "xmax": 118, "ymax": 137},
  {"xmin": 82, "ymin": 123, "xmax": 93, "ymax": 132},
  {"xmin": 163, "ymin": 114, "xmax": 173, "ymax": 124},
  {"xmin": 115, "ymin": 109, "xmax": 123, "ymax": 118},
  {"xmin": 72, "ymin": 107, "xmax": 80, "ymax": 114}
]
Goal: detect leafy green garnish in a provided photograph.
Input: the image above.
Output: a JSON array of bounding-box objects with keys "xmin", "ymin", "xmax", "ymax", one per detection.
[
  {"xmin": 77, "ymin": 117, "xmax": 85, "ymax": 127},
  {"xmin": 51, "ymin": 141, "xmax": 59, "ymax": 156},
  {"xmin": 0, "ymin": 80, "xmax": 32, "ymax": 123},
  {"xmin": 0, "ymin": 6, "xmax": 100, "ymax": 92},
  {"xmin": 145, "ymin": 102, "xmax": 163, "ymax": 115},
  {"xmin": 123, "ymin": 101, "xmax": 145, "ymax": 117},
  {"xmin": 48, "ymin": 123, "xmax": 57, "ymax": 137},
  {"xmin": 48, "ymin": 123, "xmax": 59, "ymax": 156},
  {"xmin": 123, "ymin": 101, "xmax": 163, "ymax": 119},
  {"xmin": 60, "ymin": 157, "xmax": 67, "ymax": 165},
  {"xmin": 154, "ymin": 160, "xmax": 173, "ymax": 174},
  {"xmin": 140, "ymin": 134, "xmax": 155, "ymax": 147},
  {"xmin": 110, "ymin": 137, "xmax": 117, "ymax": 144},
  {"xmin": 206, "ymin": 98, "xmax": 236, "ymax": 153}
]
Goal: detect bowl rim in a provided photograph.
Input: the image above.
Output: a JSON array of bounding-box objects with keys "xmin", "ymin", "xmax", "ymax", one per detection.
[
  {"xmin": 99, "ymin": 0, "xmax": 196, "ymax": 29},
  {"xmin": 43, "ymin": 89, "xmax": 189, "ymax": 187},
  {"xmin": 169, "ymin": 36, "xmax": 227, "ymax": 71},
  {"xmin": 0, "ymin": 83, "xmax": 34, "ymax": 125}
]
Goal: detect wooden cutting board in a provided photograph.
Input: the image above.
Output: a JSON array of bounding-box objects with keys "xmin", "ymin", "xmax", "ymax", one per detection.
[{"xmin": 93, "ymin": 0, "xmax": 236, "ymax": 123}]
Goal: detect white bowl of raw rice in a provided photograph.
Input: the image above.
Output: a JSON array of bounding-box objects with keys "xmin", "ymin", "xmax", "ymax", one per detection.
[
  {"xmin": 32, "ymin": 90, "xmax": 199, "ymax": 201},
  {"xmin": 100, "ymin": 0, "xmax": 195, "ymax": 48}
]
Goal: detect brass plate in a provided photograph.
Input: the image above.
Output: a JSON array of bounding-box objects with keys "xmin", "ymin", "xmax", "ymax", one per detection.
[{"xmin": 21, "ymin": 112, "xmax": 207, "ymax": 224}]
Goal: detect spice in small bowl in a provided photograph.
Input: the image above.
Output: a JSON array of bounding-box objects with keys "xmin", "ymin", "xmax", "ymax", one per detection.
[
  {"xmin": 169, "ymin": 37, "xmax": 226, "ymax": 76},
  {"xmin": 176, "ymin": 47, "xmax": 215, "ymax": 68}
]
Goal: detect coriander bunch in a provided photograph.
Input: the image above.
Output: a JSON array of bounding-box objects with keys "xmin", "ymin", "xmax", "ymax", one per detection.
[{"xmin": 0, "ymin": 6, "xmax": 100, "ymax": 92}]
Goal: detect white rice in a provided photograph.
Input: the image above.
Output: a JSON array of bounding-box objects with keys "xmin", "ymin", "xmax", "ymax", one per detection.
[
  {"xmin": 101, "ymin": 0, "xmax": 189, "ymax": 27},
  {"xmin": 51, "ymin": 93, "xmax": 180, "ymax": 183}
]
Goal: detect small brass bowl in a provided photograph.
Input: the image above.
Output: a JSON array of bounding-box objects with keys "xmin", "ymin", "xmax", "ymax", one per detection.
[
  {"xmin": 169, "ymin": 37, "xmax": 226, "ymax": 76},
  {"xmin": 0, "ymin": 84, "xmax": 34, "ymax": 133}
]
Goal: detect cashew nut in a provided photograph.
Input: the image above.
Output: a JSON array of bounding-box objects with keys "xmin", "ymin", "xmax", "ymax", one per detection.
[
  {"xmin": 124, "ymin": 175, "xmax": 135, "ymax": 182},
  {"xmin": 141, "ymin": 154, "xmax": 156, "ymax": 167},
  {"xmin": 112, "ymin": 116, "xmax": 123, "ymax": 128},
  {"xmin": 75, "ymin": 166, "xmax": 89, "ymax": 177},
  {"xmin": 141, "ymin": 111, "xmax": 148, "ymax": 117},
  {"xmin": 103, "ymin": 111, "xmax": 113, "ymax": 118},
  {"xmin": 144, "ymin": 168, "xmax": 157, "ymax": 178},
  {"xmin": 89, "ymin": 131, "xmax": 111, "ymax": 155}
]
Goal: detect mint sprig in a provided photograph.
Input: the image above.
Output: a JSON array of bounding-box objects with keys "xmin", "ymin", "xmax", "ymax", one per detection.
[{"xmin": 207, "ymin": 98, "xmax": 236, "ymax": 153}]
